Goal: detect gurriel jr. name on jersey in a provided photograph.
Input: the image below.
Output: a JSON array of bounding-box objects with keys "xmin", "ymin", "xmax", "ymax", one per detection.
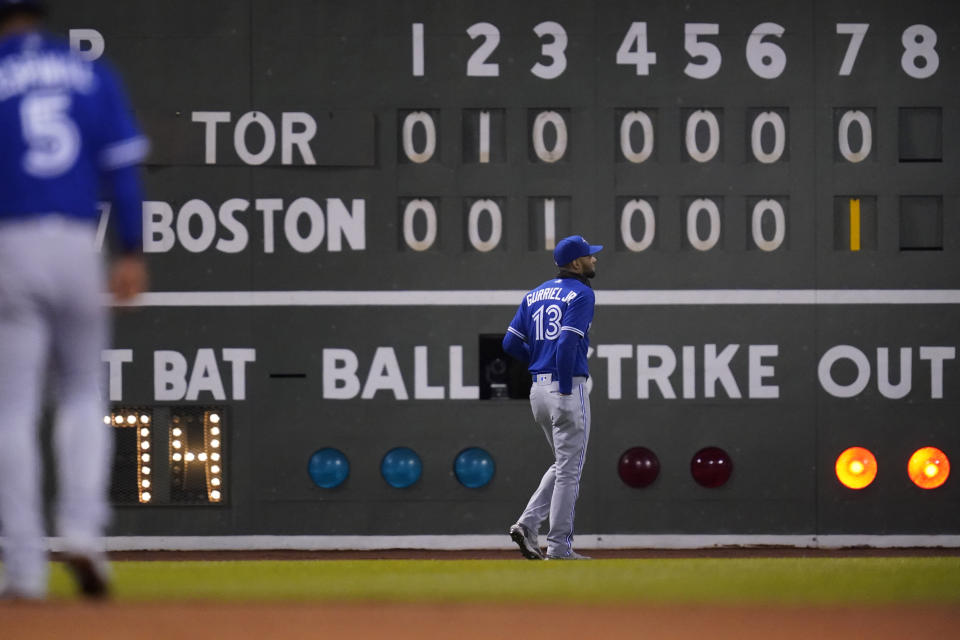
[{"xmin": 526, "ymin": 285, "xmax": 578, "ymax": 306}]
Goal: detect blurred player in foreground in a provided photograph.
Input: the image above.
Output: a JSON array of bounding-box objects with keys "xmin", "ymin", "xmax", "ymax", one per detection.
[
  {"xmin": 0, "ymin": 0, "xmax": 148, "ymax": 599},
  {"xmin": 503, "ymin": 235, "xmax": 602, "ymax": 560}
]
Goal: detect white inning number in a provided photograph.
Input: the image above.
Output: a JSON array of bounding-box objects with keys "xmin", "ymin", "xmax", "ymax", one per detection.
[
  {"xmin": 901, "ymin": 25, "xmax": 938, "ymax": 79},
  {"xmin": 416, "ymin": 21, "xmax": 941, "ymax": 80},
  {"xmin": 20, "ymin": 91, "xmax": 80, "ymax": 178},
  {"xmin": 532, "ymin": 304, "xmax": 562, "ymax": 341},
  {"xmin": 836, "ymin": 23, "xmax": 868, "ymax": 76},
  {"xmin": 531, "ymin": 21, "xmax": 567, "ymax": 79},
  {"xmin": 467, "ymin": 22, "xmax": 500, "ymax": 77},
  {"xmin": 745, "ymin": 22, "xmax": 786, "ymax": 79},
  {"xmin": 616, "ymin": 22, "xmax": 657, "ymax": 75},
  {"xmin": 684, "ymin": 23, "xmax": 721, "ymax": 79}
]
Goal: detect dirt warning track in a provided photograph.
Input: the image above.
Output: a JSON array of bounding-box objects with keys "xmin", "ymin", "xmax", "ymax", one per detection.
[{"xmin": 3, "ymin": 601, "xmax": 959, "ymax": 640}]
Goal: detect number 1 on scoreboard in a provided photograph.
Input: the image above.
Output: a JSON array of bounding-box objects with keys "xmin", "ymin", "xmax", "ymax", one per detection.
[{"xmin": 412, "ymin": 23, "xmax": 424, "ymax": 76}]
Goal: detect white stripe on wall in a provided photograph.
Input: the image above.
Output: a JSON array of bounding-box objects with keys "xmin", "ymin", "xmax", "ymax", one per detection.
[
  {"xmin": 42, "ymin": 534, "xmax": 960, "ymax": 552},
  {"xmin": 112, "ymin": 289, "xmax": 960, "ymax": 308}
]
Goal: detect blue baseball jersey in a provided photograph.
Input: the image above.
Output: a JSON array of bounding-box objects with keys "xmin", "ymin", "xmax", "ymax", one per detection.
[
  {"xmin": 0, "ymin": 31, "xmax": 147, "ymax": 250},
  {"xmin": 506, "ymin": 276, "xmax": 596, "ymax": 380}
]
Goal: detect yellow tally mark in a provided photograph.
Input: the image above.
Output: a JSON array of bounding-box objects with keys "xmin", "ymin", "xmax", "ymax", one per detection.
[{"xmin": 849, "ymin": 198, "xmax": 861, "ymax": 251}]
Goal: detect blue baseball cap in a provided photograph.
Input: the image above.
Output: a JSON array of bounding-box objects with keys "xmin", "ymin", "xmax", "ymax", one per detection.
[{"xmin": 553, "ymin": 235, "xmax": 603, "ymax": 267}]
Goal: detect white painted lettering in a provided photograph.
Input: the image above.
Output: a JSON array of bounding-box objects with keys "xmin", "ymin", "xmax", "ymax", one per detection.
[
  {"xmin": 414, "ymin": 346, "xmax": 445, "ymax": 399},
  {"xmin": 101, "ymin": 349, "xmax": 132, "ymax": 401},
  {"xmin": 154, "ymin": 350, "xmax": 188, "ymax": 401},
  {"xmin": 216, "ymin": 198, "xmax": 249, "ymax": 253},
  {"xmin": 256, "ymin": 198, "xmax": 283, "ymax": 254},
  {"xmin": 637, "ymin": 345, "xmax": 677, "ymax": 399},
  {"xmin": 704, "ymin": 344, "xmax": 741, "ymax": 398},
  {"xmin": 176, "ymin": 199, "xmax": 216, "ymax": 253},
  {"xmin": 234, "ymin": 111, "xmax": 276, "ymax": 165},
  {"xmin": 877, "ymin": 347, "xmax": 911, "ymax": 399},
  {"xmin": 323, "ymin": 348, "xmax": 360, "ymax": 399},
  {"xmin": 748, "ymin": 344, "xmax": 779, "ymax": 399},
  {"xmin": 222, "ymin": 348, "xmax": 256, "ymax": 401},
  {"xmin": 819, "ymin": 345, "xmax": 870, "ymax": 398},
  {"xmin": 326, "ymin": 198, "xmax": 366, "ymax": 251},
  {"xmin": 449, "ymin": 345, "xmax": 479, "ymax": 399},
  {"xmin": 920, "ymin": 347, "xmax": 955, "ymax": 399},
  {"xmin": 143, "ymin": 201, "xmax": 175, "ymax": 252},
  {"xmin": 361, "ymin": 347, "xmax": 408, "ymax": 399},
  {"xmin": 185, "ymin": 348, "xmax": 226, "ymax": 401},
  {"xmin": 281, "ymin": 112, "xmax": 317, "ymax": 165},
  {"xmin": 192, "ymin": 111, "xmax": 230, "ymax": 164},
  {"xmin": 597, "ymin": 344, "xmax": 631, "ymax": 400},
  {"xmin": 69, "ymin": 29, "xmax": 105, "ymax": 62}
]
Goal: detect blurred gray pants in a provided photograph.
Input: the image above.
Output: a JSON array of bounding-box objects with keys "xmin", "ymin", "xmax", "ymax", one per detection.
[
  {"xmin": 0, "ymin": 216, "xmax": 111, "ymax": 596},
  {"xmin": 517, "ymin": 374, "xmax": 590, "ymax": 557}
]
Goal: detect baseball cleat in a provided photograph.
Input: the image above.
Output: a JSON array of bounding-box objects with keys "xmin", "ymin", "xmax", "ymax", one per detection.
[
  {"xmin": 509, "ymin": 523, "xmax": 544, "ymax": 560},
  {"xmin": 545, "ymin": 550, "xmax": 592, "ymax": 560},
  {"xmin": 0, "ymin": 584, "xmax": 44, "ymax": 601},
  {"xmin": 63, "ymin": 553, "xmax": 111, "ymax": 599}
]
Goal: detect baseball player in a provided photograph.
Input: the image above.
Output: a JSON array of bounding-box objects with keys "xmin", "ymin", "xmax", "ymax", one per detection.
[
  {"xmin": 503, "ymin": 235, "xmax": 601, "ymax": 560},
  {"xmin": 0, "ymin": 0, "xmax": 148, "ymax": 599}
]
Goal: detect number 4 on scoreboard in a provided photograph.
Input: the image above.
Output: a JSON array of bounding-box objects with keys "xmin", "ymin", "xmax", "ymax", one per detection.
[{"xmin": 617, "ymin": 22, "xmax": 658, "ymax": 75}]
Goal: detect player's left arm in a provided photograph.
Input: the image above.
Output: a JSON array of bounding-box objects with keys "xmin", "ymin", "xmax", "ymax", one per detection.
[
  {"xmin": 95, "ymin": 61, "xmax": 149, "ymax": 255},
  {"xmin": 555, "ymin": 290, "xmax": 594, "ymax": 394},
  {"xmin": 503, "ymin": 302, "xmax": 531, "ymax": 362},
  {"xmin": 94, "ymin": 62, "xmax": 150, "ymax": 300}
]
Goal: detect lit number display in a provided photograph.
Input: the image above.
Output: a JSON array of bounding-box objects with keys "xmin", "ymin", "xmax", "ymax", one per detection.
[
  {"xmin": 170, "ymin": 409, "xmax": 225, "ymax": 504},
  {"xmin": 107, "ymin": 409, "xmax": 153, "ymax": 504},
  {"xmin": 108, "ymin": 406, "xmax": 225, "ymax": 506}
]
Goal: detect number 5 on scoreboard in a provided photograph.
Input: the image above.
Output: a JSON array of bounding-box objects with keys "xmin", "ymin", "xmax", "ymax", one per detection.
[{"xmin": 617, "ymin": 22, "xmax": 657, "ymax": 75}]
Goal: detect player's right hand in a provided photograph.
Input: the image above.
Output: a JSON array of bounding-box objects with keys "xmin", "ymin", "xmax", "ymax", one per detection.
[{"xmin": 109, "ymin": 254, "xmax": 149, "ymax": 302}]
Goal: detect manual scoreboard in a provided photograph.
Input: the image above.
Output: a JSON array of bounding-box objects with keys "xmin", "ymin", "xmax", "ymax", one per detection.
[{"xmin": 48, "ymin": 0, "xmax": 959, "ymax": 541}]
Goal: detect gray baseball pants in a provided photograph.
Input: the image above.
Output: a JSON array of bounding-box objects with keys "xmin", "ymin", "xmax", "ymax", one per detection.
[
  {"xmin": 0, "ymin": 216, "xmax": 112, "ymax": 597},
  {"xmin": 516, "ymin": 374, "xmax": 591, "ymax": 558}
]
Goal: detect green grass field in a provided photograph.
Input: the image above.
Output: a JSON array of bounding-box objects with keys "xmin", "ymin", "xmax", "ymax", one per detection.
[{"xmin": 47, "ymin": 558, "xmax": 960, "ymax": 604}]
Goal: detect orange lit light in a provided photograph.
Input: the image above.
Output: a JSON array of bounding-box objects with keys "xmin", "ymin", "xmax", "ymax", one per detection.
[
  {"xmin": 908, "ymin": 447, "xmax": 950, "ymax": 490},
  {"xmin": 835, "ymin": 446, "xmax": 877, "ymax": 489}
]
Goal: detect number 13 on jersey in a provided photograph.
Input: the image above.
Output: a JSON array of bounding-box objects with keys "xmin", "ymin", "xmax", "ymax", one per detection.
[{"xmin": 532, "ymin": 304, "xmax": 563, "ymax": 341}]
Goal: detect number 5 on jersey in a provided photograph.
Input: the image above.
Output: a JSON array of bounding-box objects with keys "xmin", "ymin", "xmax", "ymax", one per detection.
[{"xmin": 21, "ymin": 90, "xmax": 80, "ymax": 178}]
